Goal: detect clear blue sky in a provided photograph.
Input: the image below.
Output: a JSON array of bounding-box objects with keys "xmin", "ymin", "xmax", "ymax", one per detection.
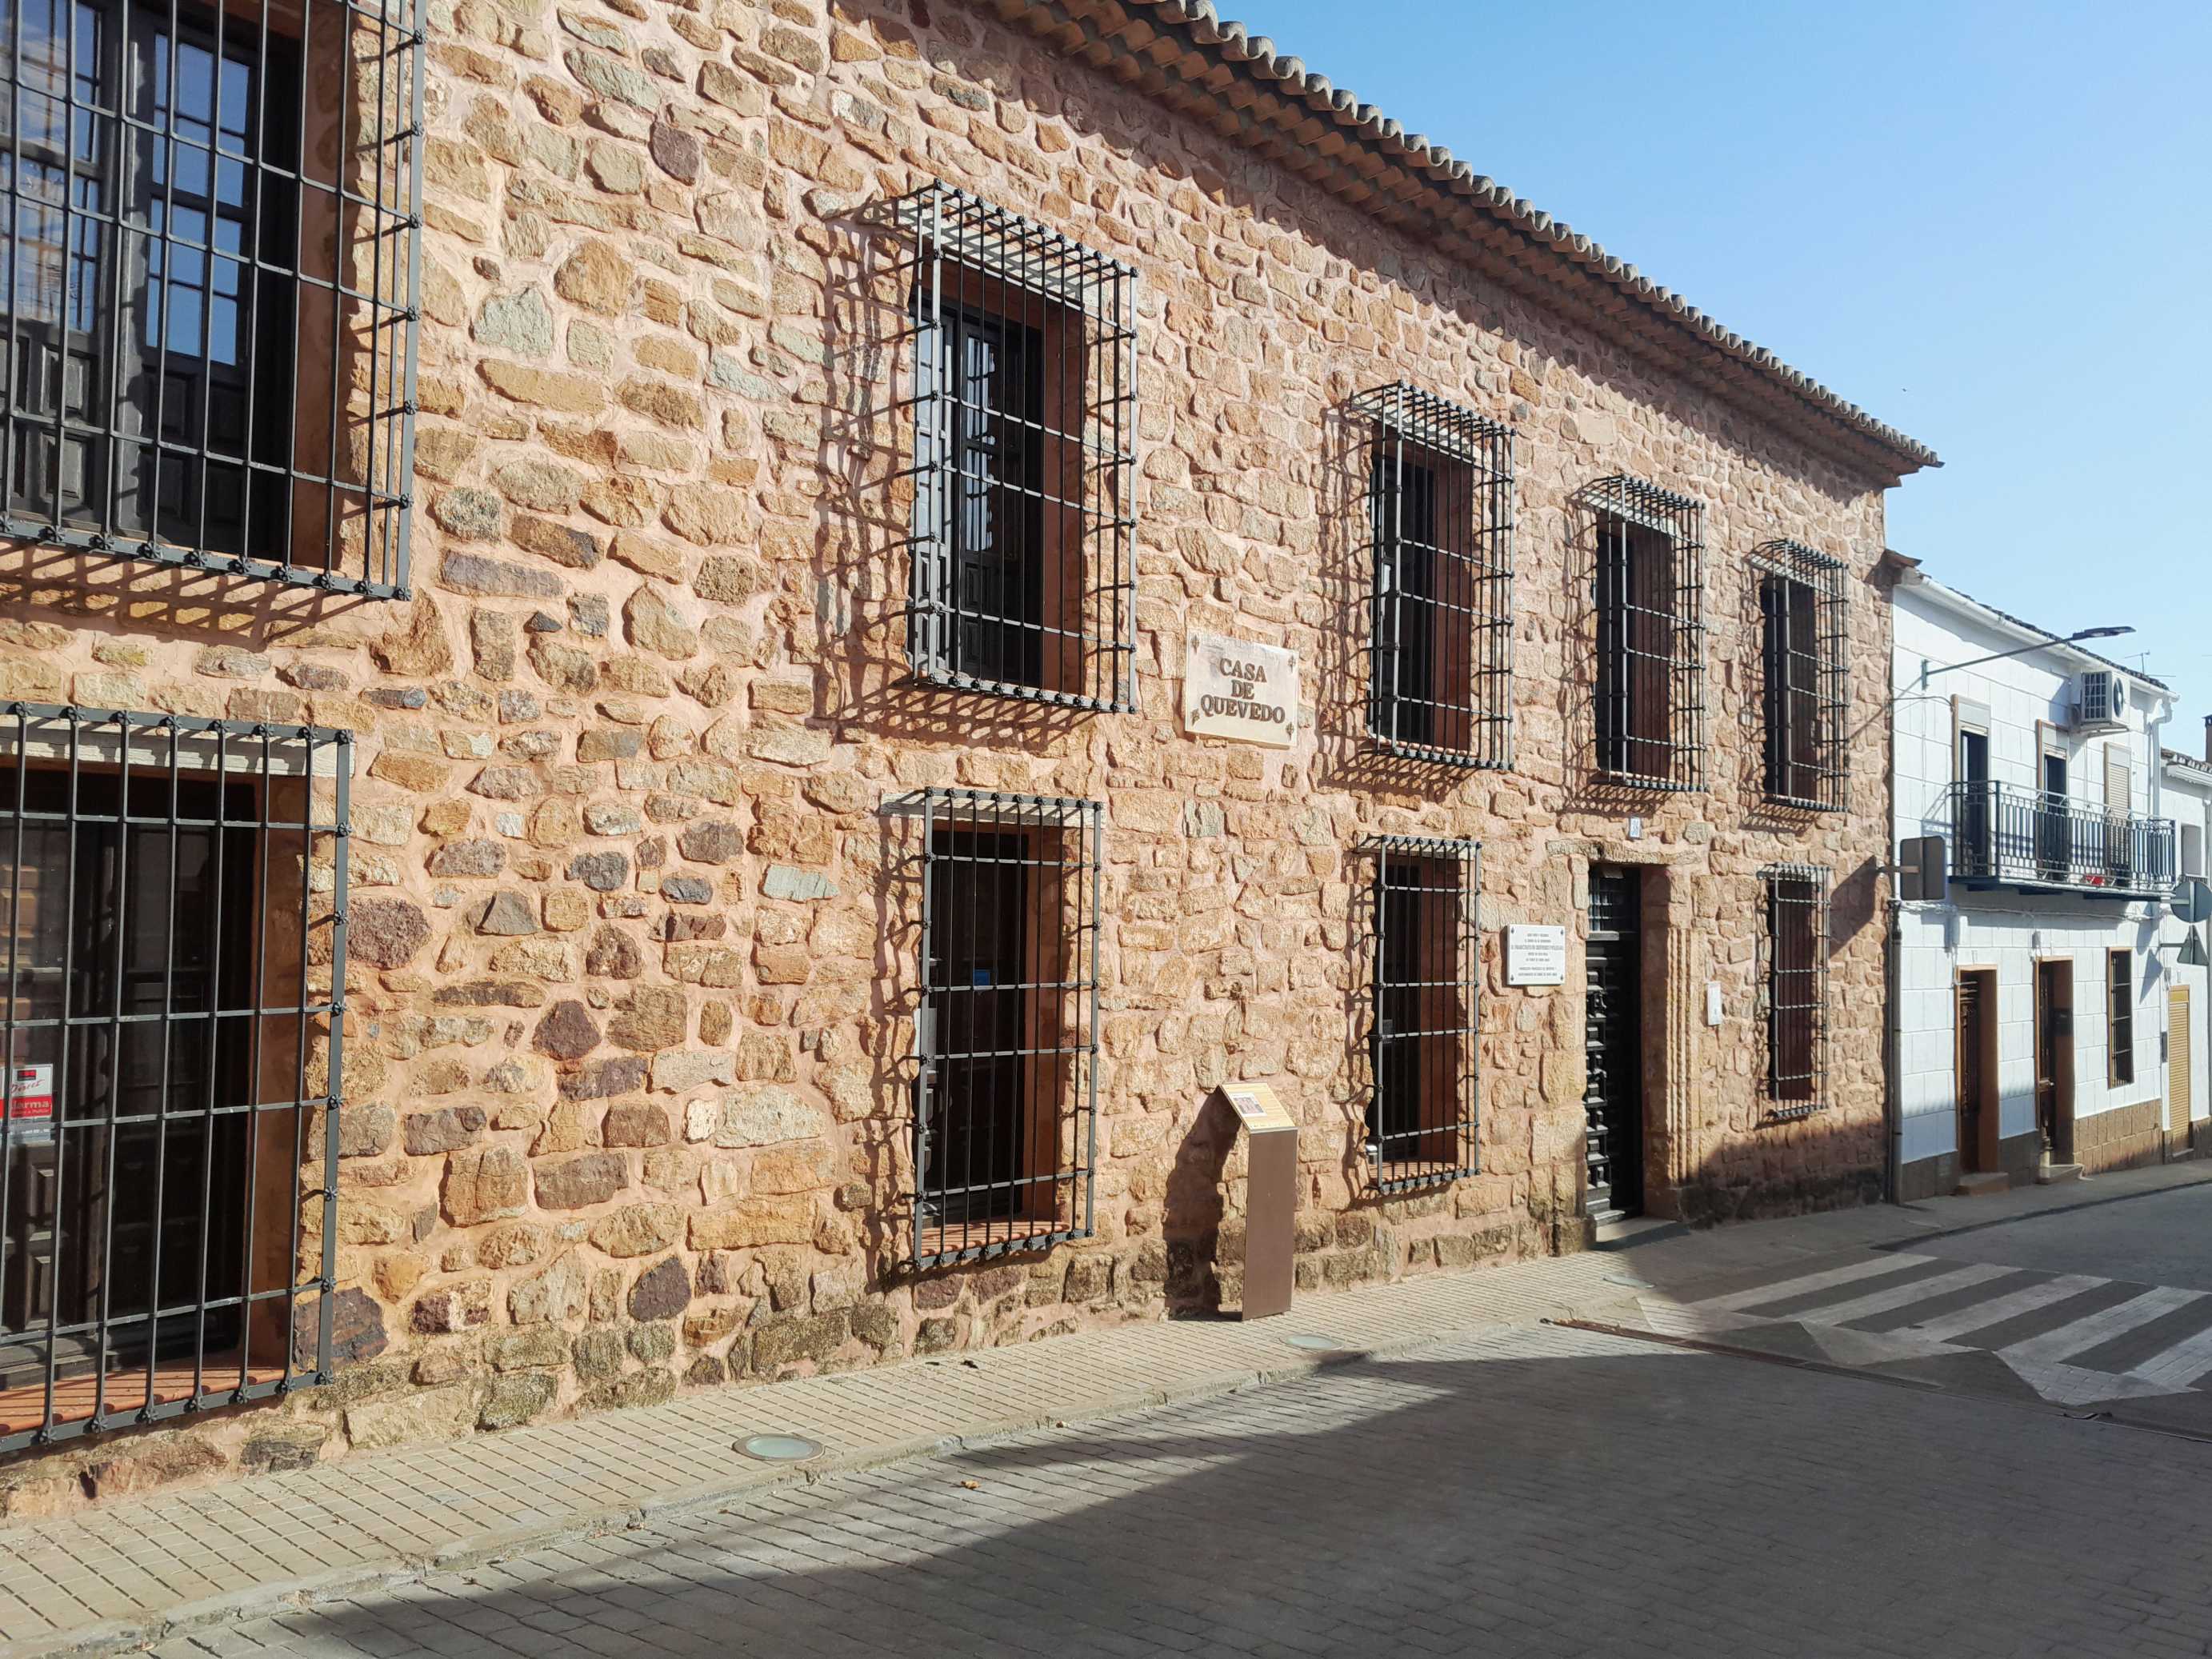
[{"xmin": 1230, "ymin": 0, "xmax": 2212, "ymax": 730}]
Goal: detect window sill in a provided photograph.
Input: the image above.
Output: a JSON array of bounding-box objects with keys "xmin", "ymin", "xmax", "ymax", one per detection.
[
  {"xmin": 910, "ymin": 663, "xmax": 1132, "ymax": 715},
  {"xmin": 1372, "ymin": 1159, "xmax": 1478, "ymax": 1195},
  {"xmin": 1760, "ymin": 1101, "xmax": 1828, "ymax": 1125},
  {"xmin": 912, "ymin": 1220, "xmax": 1090, "ymax": 1272}
]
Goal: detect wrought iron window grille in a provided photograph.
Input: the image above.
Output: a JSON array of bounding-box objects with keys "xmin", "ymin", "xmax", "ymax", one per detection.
[
  {"xmin": 0, "ymin": 702, "xmax": 347, "ymax": 1453},
  {"xmin": 902, "ymin": 787, "xmax": 1101, "ymax": 1270},
  {"xmin": 1363, "ymin": 835, "xmax": 1480, "ymax": 1192},
  {"xmin": 890, "ymin": 184, "xmax": 1137, "ymax": 714},
  {"xmin": 2108, "ymin": 949, "xmax": 2135, "ymax": 1089},
  {"xmin": 0, "ymin": 0, "xmax": 424, "ymax": 598},
  {"xmin": 1758, "ymin": 862, "xmax": 1828, "ymax": 1121},
  {"xmin": 1354, "ymin": 384, "xmax": 1515, "ymax": 770},
  {"xmin": 1586, "ymin": 475, "xmax": 1706, "ymax": 791},
  {"xmin": 1752, "ymin": 540, "xmax": 1848, "ymax": 813}
]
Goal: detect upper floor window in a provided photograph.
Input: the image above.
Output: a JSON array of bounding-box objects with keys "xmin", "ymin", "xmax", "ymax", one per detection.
[
  {"xmin": 0, "ymin": 0, "xmax": 422, "ymax": 596},
  {"xmin": 1760, "ymin": 863, "xmax": 1829, "ymax": 1118},
  {"xmin": 895, "ymin": 185, "xmax": 1136, "ymax": 713},
  {"xmin": 1754, "ymin": 542, "xmax": 1848, "ymax": 812},
  {"xmin": 1587, "ymin": 476, "xmax": 1706, "ymax": 790},
  {"xmin": 1356, "ymin": 384, "xmax": 1514, "ymax": 769}
]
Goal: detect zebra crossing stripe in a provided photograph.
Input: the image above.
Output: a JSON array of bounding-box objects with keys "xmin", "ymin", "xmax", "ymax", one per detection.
[
  {"xmin": 1998, "ymin": 1285, "xmax": 2208, "ymax": 1369},
  {"xmin": 1778, "ymin": 1262, "xmax": 2018, "ymax": 1326},
  {"xmin": 2120, "ymin": 1317, "xmax": 2212, "ymax": 1388},
  {"xmin": 1691, "ymin": 1254, "xmax": 1928, "ymax": 1315},
  {"xmin": 1898, "ymin": 1274, "xmax": 2107, "ymax": 1343}
]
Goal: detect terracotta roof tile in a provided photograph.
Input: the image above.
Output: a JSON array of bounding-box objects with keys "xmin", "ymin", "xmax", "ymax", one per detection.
[{"xmin": 990, "ymin": 0, "xmax": 1938, "ymax": 478}]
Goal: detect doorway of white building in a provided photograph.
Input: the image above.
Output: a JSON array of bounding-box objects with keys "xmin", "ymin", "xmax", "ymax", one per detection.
[
  {"xmin": 2171, "ymin": 985, "xmax": 2194, "ymax": 1143},
  {"xmin": 1956, "ymin": 969, "xmax": 2000, "ymax": 1177},
  {"xmin": 2034, "ymin": 959, "xmax": 2075, "ymax": 1167}
]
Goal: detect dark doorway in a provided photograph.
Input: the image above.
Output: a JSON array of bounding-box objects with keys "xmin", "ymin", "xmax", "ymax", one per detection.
[
  {"xmin": 921, "ymin": 829, "xmax": 1030, "ymax": 1225},
  {"xmin": 2034, "ymin": 959, "xmax": 2074, "ymax": 1165},
  {"xmin": 2038, "ymin": 751, "xmax": 2070, "ymax": 877},
  {"xmin": 1958, "ymin": 728, "xmax": 1992, "ymax": 874},
  {"xmin": 1583, "ymin": 865, "xmax": 1645, "ymax": 1221},
  {"xmin": 1956, "ymin": 969, "xmax": 1998, "ymax": 1175}
]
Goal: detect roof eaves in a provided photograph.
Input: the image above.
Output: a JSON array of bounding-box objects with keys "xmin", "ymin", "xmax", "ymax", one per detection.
[
  {"xmin": 1906, "ymin": 574, "xmax": 2171, "ymax": 693},
  {"xmin": 990, "ymin": 0, "xmax": 1938, "ymax": 480}
]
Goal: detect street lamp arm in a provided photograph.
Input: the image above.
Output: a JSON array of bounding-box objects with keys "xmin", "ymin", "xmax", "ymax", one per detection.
[{"xmin": 1918, "ymin": 627, "xmax": 2134, "ymax": 684}]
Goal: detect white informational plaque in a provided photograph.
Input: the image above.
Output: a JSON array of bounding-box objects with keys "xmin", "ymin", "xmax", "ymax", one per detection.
[{"xmin": 1506, "ymin": 925, "xmax": 1568, "ymax": 987}]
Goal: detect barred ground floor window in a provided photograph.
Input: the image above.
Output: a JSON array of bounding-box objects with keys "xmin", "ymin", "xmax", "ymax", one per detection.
[
  {"xmin": 0, "ymin": 706, "xmax": 345, "ymax": 1450},
  {"xmin": 1366, "ymin": 837, "xmax": 1480, "ymax": 1191},
  {"xmin": 1760, "ymin": 863, "xmax": 1830, "ymax": 1119},
  {"xmin": 906, "ymin": 789, "xmax": 1100, "ymax": 1269}
]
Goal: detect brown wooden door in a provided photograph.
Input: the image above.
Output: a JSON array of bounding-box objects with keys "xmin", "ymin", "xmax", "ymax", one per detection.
[
  {"xmin": 2035, "ymin": 961, "xmax": 2074, "ymax": 1162},
  {"xmin": 2171, "ymin": 987, "xmax": 2194, "ymax": 1135}
]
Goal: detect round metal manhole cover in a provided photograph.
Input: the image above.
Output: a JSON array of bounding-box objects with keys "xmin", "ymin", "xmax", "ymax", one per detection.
[
  {"xmin": 738, "ymin": 1433, "xmax": 823, "ymax": 1463},
  {"xmin": 1282, "ymin": 1333, "xmax": 1346, "ymax": 1352}
]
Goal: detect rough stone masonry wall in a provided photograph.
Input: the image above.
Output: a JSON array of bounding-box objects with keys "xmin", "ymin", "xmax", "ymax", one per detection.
[{"xmin": 0, "ymin": 0, "xmax": 1898, "ymax": 1510}]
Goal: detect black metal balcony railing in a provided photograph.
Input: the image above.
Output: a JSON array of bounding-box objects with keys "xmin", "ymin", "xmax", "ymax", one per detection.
[{"xmin": 1944, "ymin": 780, "xmax": 2175, "ymax": 899}]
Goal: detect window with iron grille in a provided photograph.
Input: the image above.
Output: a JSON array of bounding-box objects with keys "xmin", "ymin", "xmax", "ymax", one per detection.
[
  {"xmin": 908, "ymin": 789, "xmax": 1100, "ymax": 1269},
  {"xmin": 0, "ymin": 703, "xmax": 346, "ymax": 1451},
  {"xmin": 1589, "ymin": 476, "xmax": 1706, "ymax": 790},
  {"xmin": 2108, "ymin": 949, "xmax": 2135, "ymax": 1088},
  {"xmin": 1354, "ymin": 384, "xmax": 1514, "ymax": 768},
  {"xmin": 1754, "ymin": 541, "xmax": 1848, "ymax": 812},
  {"xmin": 0, "ymin": 0, "xmax": 422, "ymax": 597},
  {"xmin": 892, "ymin": 184, "xmax": 1136, "ymax": 712},
  {"xmin": 1366, "ymin": 837, "xmax": 1480, "ymax": 1190},
  {"xmin": 1759, "ymin": 863, "xmax": 1828, "ymax": 1118}
]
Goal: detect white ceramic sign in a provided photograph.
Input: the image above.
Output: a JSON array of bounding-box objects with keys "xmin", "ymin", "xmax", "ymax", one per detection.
[{"xmin": 1183, "ymin": 633, "xmax": 1299, "ymax": 748}]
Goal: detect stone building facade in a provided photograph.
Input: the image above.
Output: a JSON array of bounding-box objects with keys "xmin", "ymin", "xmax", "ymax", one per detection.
[{"xmin": 0, "ymin": 0, "xmax": 1933, "ymax": 1509}]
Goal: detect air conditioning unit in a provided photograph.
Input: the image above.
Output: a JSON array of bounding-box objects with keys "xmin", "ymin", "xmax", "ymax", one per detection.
[{"xmin": 2070, "ymin": 669, "xmax": 2127, "ymax": 735}]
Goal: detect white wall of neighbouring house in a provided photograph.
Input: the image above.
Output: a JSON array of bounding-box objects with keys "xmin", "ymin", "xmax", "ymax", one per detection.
[
  {"xmin": 2159, "ymin": 762, "xmax": 2212, "ymax": 1130},
  {"xmin": 1892, "ymin": 584, "xmax": 2170, "ymax": 1172}
]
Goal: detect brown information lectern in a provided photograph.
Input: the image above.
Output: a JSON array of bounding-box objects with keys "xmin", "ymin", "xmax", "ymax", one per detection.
[{"xmin": 1218, "ymin": 1082, "xmax": 1297, "ymax": 1320}]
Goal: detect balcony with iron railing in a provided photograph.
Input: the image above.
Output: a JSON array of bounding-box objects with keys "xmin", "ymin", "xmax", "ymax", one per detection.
[{"xmin": 1942, "ymin": 779, "xmax": 2175, "ymax": 900}]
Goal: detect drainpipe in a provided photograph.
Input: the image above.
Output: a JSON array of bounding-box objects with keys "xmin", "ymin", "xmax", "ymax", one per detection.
[
  {"xmin": 1884, "ymin": 654, "xmax": 1904, "ymax": 1205},
  {"xmin": 2150, "ymin": 693, "xmax": 2172, "ymax": 1158},
  {"xmin": 1885, "ymin": 890, "xmax": 1903, "ymax": 1203}
]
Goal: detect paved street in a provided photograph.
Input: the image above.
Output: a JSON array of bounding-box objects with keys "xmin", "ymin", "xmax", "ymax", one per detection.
[
  {"xmin": 162, "ymin": 1297, "xmax": 2212, "ymax": 1657},
  {"xmin": 0, "ymin": 1169, "xmax": 2198, "ymax": 1659},
  {"xmin": 1607, "ymin": 1178, "xmax": 2212, "ymax": 1428}
]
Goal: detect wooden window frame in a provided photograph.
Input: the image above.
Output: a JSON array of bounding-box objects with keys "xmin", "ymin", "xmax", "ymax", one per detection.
[{"xmin": 2108, "ymin": 948, "xmax": 2136, "ymax": 1090}]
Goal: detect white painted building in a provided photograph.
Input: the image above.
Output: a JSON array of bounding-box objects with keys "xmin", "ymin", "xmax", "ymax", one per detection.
[
  {"xmin": 1891, "ymin": 572, "xmax": 2178, "ymax": 1197},
  {"xmin": 2158, "ymin": 739, "xmax": 2212, "ymax": 1145}
]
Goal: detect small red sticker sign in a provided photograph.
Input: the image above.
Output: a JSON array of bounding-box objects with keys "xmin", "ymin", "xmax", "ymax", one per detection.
[{"xmin": 5, "ymin": 1064, "xmax": 53, "ymax": 1123}]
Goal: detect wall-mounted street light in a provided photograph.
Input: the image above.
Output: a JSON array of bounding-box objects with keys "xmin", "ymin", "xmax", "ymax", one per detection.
[{"xmin": 1918, "ymin": 625, "xmax": 2134, "ymax": 686}]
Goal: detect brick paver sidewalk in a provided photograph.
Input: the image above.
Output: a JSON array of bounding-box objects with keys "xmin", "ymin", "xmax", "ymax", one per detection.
[{"xmin": 4, "ymin": 1161, "xmax": 2204, "ymax": 1658}]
